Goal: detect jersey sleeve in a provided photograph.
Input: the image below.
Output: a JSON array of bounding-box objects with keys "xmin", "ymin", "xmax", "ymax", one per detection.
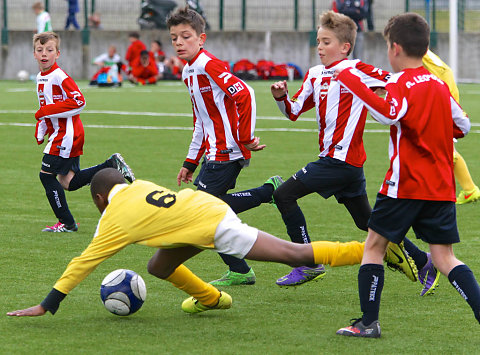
[
  {"xmin": 52, "ymin": 216, "xmax": 130, "ymax": 296},
  {"xmin": 451, "ymin": 97, "xmax": 470, "ymax": 138},
  {"xmin": 205, "ymin": 59, "xmax": 256, "ymax": 146},
  {"xmin": 184, "ymin": 110, "xmax": 206, "ymax": 169},
  {"xmin": 336, "ymin": 67, "xmax": 407, "ymax": 125},
  {"xmin": 275, "ymin": 70, "xmax": 315, "ymax": 121},
  {"xmin": 35, "ymin": 76, "xmax": 86, "ymax": 120},
  {"xmin": 353, "ymin": 61, "xmax": 391, "ymax": 88}
]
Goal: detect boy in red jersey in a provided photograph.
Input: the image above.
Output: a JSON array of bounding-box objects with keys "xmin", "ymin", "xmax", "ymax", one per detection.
[
  {"xmin": 33, "ymin": 32, "xmax": 135, "ymax": 232},
  {"xmin": 270, "ymin": 11, "xmax": 429, "ymax": 290},
  {"xmin": 167, "ymin": 7, "xmax": 284, "ymax": 286},
  {"xmin": 335, "ymin": 13, "xmax": 480, "ymax": 338},
  {"xmin": 128, "ymin": 50, "xmax": 159, "ymax": 85},
  {"xmin": 125, "ymin": 32, "xmax": 146, "ymax": 72}
]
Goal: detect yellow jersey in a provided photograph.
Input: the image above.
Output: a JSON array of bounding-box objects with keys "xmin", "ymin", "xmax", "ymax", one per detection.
[
  {"xmin": 422, "ymin": 49, "xmax": 460, "ymax": 102},
  {"xmin": 53, "ymin": 180, "xmax": 229, "ymax": 295}
]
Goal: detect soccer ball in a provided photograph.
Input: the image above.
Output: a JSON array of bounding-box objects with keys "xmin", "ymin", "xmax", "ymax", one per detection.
[
  {"xmin": 17, "ymin": 70, "xmax": 29, "ymax": 82},
  {"xmin": 100, "ymin": 269, "xmax": 147, "ymax": 316}
]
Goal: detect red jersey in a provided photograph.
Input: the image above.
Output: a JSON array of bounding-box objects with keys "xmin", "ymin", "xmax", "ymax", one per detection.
[
  {"xmin": 182, "ymin": 49, "xmax": 256, "ymax": 165},
  {"xmin": 275, "ymin": 59, "xmax": 389, "ymax": 167},
  {"xmin": 125, "ymin": 39, "xmax": 147, "ymax": 67},
  {"xmin": 34, "ymin": 63, "xmax": 86, "ymax": 158},
  {"xmin": 131, "ymin": 53, "xmax": 158, "ymax": 84},
  {"xmin": 337, "ymin": 66, "xmax": 470, "ymax": 201}
]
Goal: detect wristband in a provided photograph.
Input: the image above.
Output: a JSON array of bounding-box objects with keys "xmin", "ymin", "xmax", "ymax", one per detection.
[{"xmin": 40, "ymin": 288, "xmax": 67, "ymax": 315}]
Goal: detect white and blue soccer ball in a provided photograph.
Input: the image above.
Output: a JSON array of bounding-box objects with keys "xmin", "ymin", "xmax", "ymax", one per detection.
[{"xmin": 100, "ymin": 269, "xmax": 147, "ymax": 316}]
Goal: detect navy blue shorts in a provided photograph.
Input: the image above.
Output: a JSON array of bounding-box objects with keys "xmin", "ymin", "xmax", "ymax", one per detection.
[
  {"xmin": 368, "ymin": 193, "xmax": 460, "ymax": 245},
  {"xmin": 194, "ymin": 160, "xmax": 242, "ymax": 196},
  {"xmin": 293, "ymin": 157, "xmax": 367, "ymax": 203},
  {"xmin": 41, "ymin": 154, "xmax": 80, "ymax": 176}
]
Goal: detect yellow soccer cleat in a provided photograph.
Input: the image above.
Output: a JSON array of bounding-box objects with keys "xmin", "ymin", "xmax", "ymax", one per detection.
[
  {"xmin": 456, "ymin": 186, "xmax": 480, "ymax": 205},
  {"xmin": 182, "ymin": 291, "xmax": 232, "ymax": 314},
  {"xmin": 384, "ymin": 241, "xmax": 418, "ymax": 282}
]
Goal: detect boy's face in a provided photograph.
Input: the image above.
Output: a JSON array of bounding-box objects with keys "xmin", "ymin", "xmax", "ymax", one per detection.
[
  {"xmin": 169, "ymin": 23, "xmax": 206, "ymax": 62},
  {"xmin": 316, "ymin": 27, "xmax": 350, "ymax": 66},
  {"xmin": 33, "ymin": 39, "xmax": 60, "ymax": 72}
]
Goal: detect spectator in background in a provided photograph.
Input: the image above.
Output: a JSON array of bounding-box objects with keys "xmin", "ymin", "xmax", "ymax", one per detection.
[
  {"xmin": 32, "ymin": 1, "xmax": 52, "ymax": 33},
  {"xmin": 125, "ymin": 32, "xmax": 147, "ymax": 72},
  {"xmin": 128, "ymin": 50, "xmax": 159, "ymax": 85},
  {"xmin": 90, "ymin": 45, "xmax": 124, "ymax": 86},
  {"xmin": 88, "ymin": 12, "xmax": 102, "ymax": 29},
  {"xmin": 366, "ymin": 0, "xmax": 374, "ymax": 31},
  {"xmin": 65, "ymin": 0, "xmax": 80, "ymax": 30},
  {"xmin": 335, "ymin": 0, "xmax": 367, "ymax": 59},
  {"xmin": 150, "ymin": 40, "xmax": 167, "ymax": 79}
]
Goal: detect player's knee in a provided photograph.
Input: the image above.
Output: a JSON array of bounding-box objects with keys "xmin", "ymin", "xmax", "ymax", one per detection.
[{"xmin": 273, "ymin": 187, "xmax": 295, "ymax": 215}]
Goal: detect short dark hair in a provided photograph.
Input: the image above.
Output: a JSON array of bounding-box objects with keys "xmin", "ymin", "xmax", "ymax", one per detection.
[
  {"xmin": 128, "ymin": 32, "xmax": 140, "ymax": 39},
  {"xmin": 140, "ymin": 50, "xmax": 149, "ymax": 57},
  {"xmin": 90, "ymin": 168, "xmax": 126, "ymax": 200},
  {"xmin": 383, "ymin": 13, "xmax": 429, "ymax": 58},
  {"xmin": 153, "ymin": 40, "xmax": 162, "ymax": 47},
  {"xmin": 166, "ymin": 6, "xmax": 205, "ymax": 35}
]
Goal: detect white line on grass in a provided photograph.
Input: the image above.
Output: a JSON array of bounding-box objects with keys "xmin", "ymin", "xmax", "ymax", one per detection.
[
  {"xmin": 1, "ymin": 109, "xmax": 479, "ymax": 126},
  {"xmin": 1, "ymin": 122, "xmax": 479, "ymax": 134}
]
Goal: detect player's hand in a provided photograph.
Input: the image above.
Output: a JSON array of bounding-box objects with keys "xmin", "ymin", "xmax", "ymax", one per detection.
[
  {"xmin": 332, "ymin": 68, "xmax": 344, "ymax": 80},
  {"xmin": 271, "ymin": 80, "xmax": 288, "ymax": 99},
  {"xmin": 7, "ymin": 305, "xmax": 46, "ymax": 317},
  {"xmin": 245, "ymin": 137, "xmax": 266, "ymax": 151},
  {"xmin": 177, "ymin": 167, "xmax": 194, "ymax": 186},
  {"xmin": 374, "ymin": 88, "xmax": 387, "ymax": 97}
]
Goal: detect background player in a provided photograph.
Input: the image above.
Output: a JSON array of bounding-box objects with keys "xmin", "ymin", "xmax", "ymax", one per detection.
[
  {"xmin": 270, "ymin": 11, "xmax": 428, "ymax": 291},
  {"xmin": 168, "ymin": 7, "xmax": 283, "ymax": 286},
  {"xmin": 335, "ymin": 12, "xmax": 480, "ymax": 338},
  {"xmin": 33, "ymin": 32, "xmax": 134, "ymax": 232},
  {"xmin": 422, "ymin": 49, "xmax": 480, "ymax": 205}
]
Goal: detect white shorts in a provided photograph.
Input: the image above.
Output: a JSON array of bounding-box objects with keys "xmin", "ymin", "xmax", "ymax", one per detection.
[{"xmin": 213, "ymin": 208, "xmax": 258, "ymax": 259}]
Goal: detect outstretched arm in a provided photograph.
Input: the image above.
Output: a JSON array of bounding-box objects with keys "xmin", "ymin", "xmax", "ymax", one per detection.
[{"xmin": 7, "ymin": 305, "xmax": 47, "ymax": 317}]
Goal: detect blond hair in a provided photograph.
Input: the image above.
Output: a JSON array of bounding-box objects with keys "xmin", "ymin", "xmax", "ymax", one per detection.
[
  {"xmin": 319, "ymin": 11, "xmax": 357, "ymax": 56},
  {"xmin": 33, "ymin": 31, "xmax": 60, "ymax": 51}
]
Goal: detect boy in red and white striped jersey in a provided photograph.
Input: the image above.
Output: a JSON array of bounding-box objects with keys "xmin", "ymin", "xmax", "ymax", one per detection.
[
  {"xmin": 270, "ymin": 11, "xmax": 429, "ymax": 289},
  {"xmin": 33, "ymin": 32, "xmax": 135, "ymax": 232},
  {"xmin": 167, "ymin": 7, "xmax": 281, "ymax": 286},
  {"xmin": 336, "ymin": 12, "xmax": 480, "ymax": 338}
]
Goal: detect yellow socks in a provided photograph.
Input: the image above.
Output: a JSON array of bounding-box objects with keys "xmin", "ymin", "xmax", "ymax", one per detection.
[
  {"xmin": 166, "ymin": 264, "xmax": 220, "ymax": 307},
  {"xmin": 454, "ymin": 150, "xmax": 476, "ymax": 192},
  {"xmin": 311, "ymin": 241, "xmax": 365, "ymax": 267}
]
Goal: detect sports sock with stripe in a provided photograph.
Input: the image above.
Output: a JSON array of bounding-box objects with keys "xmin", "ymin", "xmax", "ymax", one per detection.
[{"xmin": 68, "ymin": 159, "xmax": 113, "ymax": 191}]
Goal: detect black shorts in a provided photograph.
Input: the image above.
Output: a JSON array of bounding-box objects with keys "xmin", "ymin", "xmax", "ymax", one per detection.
[
  {"xmin": 293, "ymin": 157, "xmax": 366, "ymax": 203},
  {"xmin": 194, "ymin": 160, "xmax": 243, "ymax": 196},
  {"xmin": 41, "ymin": 154, "xmax": 80, "ymax": 176},
  {"xmin": 368, "ymin": 193, "xmax": 460, "ymax": 245}
]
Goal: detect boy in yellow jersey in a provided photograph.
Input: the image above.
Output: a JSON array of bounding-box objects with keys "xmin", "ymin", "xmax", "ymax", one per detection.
[
  {"xmin": 422, "ymin": 49, "xmax": 480, "ymax": 204},
  {"xmin": 8, "ymin": 168, "xmax": 368, "ymax": 317}
]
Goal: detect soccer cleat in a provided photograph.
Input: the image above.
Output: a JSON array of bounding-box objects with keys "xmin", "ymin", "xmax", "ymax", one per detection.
[
  {"xmin": 42, "ymin": 221, "xmax": 78, "ymax": 233},
  {"xmin": 264, "ymin": 175, "xmax": 284, "ymax": 207},
  {"xmin": 182, "ymin": 291, "xmax": 232, "ymax": 313},
  {"xmin": 336, "ymin": 318, "xmax": 381, "ymax": 338},
  {"xmin": 418, "ymin": 253, "xmax": 440, "ymax": 296},
  {"xmin": 276, "ymin": 265, "xmax": 326, "ymax": 287},
  {"xmin": 209, "ymin": 268, "xmax": 256, "ymax": 286},
  {"xmin": 456, "ymin": 185, "xmax": 480, "ymax": 205},
  {"xmin": 110, "ymin": 153, "xmax": 135, "ymax": 183},
  {"xmin": 384, "ymin": 241, "xmax": 418, "ymax": 282}
]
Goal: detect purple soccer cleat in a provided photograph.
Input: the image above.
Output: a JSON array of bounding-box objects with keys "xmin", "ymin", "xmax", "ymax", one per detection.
[
  {"xmin": 276, "ymin": 265, "xmax": 326, "ymax": 287},
  {"xmin": 418, "ymin": 253, "xmax": 440, "ymax": 296}
]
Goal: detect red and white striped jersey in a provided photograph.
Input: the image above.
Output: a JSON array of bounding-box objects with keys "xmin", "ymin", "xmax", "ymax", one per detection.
[
  {"xmin": 337, "ymin": 66, "xmax": 470, "ymax": 201},
  {"xmin": 34, "ymin": 63, "xmax": 86, "ymax": 158},
  {"xmin": 275, "ymin": 59, "xmax": 389, "ymax": 167},
  {"xmin": 182, "ymin": 49, "xmax": 256, "ymax": 165}
]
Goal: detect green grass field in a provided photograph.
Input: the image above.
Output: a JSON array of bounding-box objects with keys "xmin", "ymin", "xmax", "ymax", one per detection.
[{"xmin": 1, "ymin": 79, "xmax": 480, "ymax": 354}]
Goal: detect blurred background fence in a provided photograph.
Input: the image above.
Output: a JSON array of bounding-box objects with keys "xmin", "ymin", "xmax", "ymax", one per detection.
[{"xmin": 1, "ymin": 0, "xmax": 480, "ymax": 33}]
